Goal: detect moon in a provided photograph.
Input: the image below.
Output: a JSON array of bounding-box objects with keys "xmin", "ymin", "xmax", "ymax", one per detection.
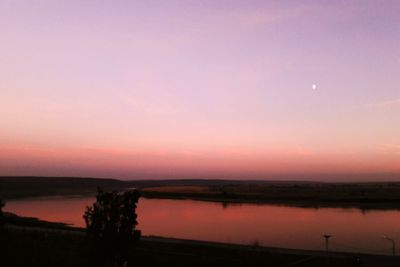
[{"xmin": 312, "ymin": 84, "xmax": 317, "ymax": 90}]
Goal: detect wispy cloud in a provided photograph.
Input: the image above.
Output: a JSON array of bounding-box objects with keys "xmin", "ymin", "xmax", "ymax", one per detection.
[
  {"xmin": 230, "ymin": 7, "xmax": 305, "ymax": 28},
  {"xmin": 358, "ymin": 98, "xmax": 400, "ymax": 109},
  {"xmin": 380, "ymin": 144, "xmax": 400, "ymax": 155},
  {"xmin": 373, "ymin": 98, "xmax": 400, "ymax": 108}
]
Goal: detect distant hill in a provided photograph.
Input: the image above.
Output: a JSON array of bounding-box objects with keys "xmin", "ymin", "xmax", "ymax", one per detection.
[
  {"xmin": 0, "ymin": 176, "xmax": 326, "ymax": 200},
  {"xmin": 0, "ymin": 176, "xmax": 323, "ymax": 199},
  {"xmin": 0, "ymin": 176, "xmax": 125, "ymax": 199}
]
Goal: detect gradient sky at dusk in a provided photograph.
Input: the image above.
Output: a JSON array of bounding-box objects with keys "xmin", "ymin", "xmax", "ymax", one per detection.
[{"xmin": 1, "ymin": 1, "xmax": 399, "ymax": 180}]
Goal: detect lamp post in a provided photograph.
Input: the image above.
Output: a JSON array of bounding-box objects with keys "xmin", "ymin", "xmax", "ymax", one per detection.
[
  {"xmin": 382, "ymin": 235, "xmax": 396, "ymax": 256},
  {"xmin": 323, "ymin": 234, "xmax": 332, "ymax": 267},
  {"xmin": 323, "ymin": 234, "xmax": 332, "ymax": 253}
]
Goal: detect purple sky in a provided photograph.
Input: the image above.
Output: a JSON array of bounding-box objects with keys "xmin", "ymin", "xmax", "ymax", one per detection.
[{"xmin": 0, "ymin": 1, "xmax": 399, "ymax": 180}]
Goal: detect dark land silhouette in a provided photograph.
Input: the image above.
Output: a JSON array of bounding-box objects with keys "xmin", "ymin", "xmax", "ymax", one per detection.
[
  {"xmin": 3, "ymin": 176, "xmax": 400, "ymax": 209},
  {"xmin": 0, "ymin": 198, "xmax": 4, "ymax": 230},
  {"xmin": 1, "ymin": 209, "xmax": 399, "ymax": 267}
]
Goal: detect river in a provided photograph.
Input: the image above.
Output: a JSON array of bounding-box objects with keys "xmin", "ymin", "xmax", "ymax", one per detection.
[{"xmin": 5, "ymin": 196, "xmax": 400, "ymax": 255}]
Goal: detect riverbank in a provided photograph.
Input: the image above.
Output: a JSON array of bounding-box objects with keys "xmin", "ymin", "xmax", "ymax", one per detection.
[
  {"xmin": 141, "ymin": 191, "xmax": 400, "ymax": 210},
  {"xmin": 2, "ymin": 219, "xmax": 399, "ymax": 267},
  {"xmin": 139, "ymin": 183, "xmax": 400, "ymax": 210}
]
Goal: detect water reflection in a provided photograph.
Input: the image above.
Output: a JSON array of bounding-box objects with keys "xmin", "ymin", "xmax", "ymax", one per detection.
[{"xmin": 5, "ymin": 197, "xmax": 400, "ymax": 255}]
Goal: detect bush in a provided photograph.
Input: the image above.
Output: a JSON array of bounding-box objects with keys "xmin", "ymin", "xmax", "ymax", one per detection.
[
  {"xmin": 0, "ymin": 198, "xmax": 5, "ymax": 229},
  {"xmin": 83, "ymin": 189, "xmax": 140, "ymax": 265}
]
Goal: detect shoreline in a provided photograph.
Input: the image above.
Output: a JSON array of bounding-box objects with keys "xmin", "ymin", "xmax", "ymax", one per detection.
[
  {"xmin": 140, "ymin": 192, "xmax": 400, "ymax": 210},
  {"xmin": 4, "ymin": 176, "xmax": 400, "ymax": 210},
  {"xmin": 5, "ymin": 192, "xmax": 400, "ymax": 211},
  {"xmin": 4, "ymin": 223, "xmax": 396, "ymax": 258}
]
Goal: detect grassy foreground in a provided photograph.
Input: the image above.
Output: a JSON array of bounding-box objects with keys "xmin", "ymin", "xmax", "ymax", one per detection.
[
  {"xmin": 1, "ymin": 213, "xmax": 399, "ymax": 267},
  {"xmin": 2, "ymin": 225, "xmax": 399, "ymax": 267}
]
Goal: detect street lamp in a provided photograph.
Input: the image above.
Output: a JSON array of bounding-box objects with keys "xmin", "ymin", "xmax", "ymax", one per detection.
[
  {"xmin": 323, "ymin": 234, "xmax": 332, "ymax": 253},
  {"xmin": 382, "ymin": 235, "xmax": 396, "ymax": 256}
]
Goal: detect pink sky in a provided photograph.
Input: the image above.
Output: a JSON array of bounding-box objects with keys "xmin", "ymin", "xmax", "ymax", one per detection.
[{"xmin": 0, "ymin": 1, "xmax": 399, "ymax": 180}]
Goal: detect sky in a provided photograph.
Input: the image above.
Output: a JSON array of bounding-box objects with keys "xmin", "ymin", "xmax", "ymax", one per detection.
[{"xmin": 0, "ymin": 0, "xmax": 399, "ymax": 180}]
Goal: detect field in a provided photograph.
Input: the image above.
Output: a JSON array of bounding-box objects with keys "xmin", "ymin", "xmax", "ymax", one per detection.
[
  {"xmin": 141, "ymin": 185, "xmax": 210, "ymax": 193},
  {"xmin": 140, "ymin": 182, "xmax": 400, "ymax": 209}
]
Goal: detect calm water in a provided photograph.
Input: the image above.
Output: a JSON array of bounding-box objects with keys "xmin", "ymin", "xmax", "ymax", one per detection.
[{"xmin": 5, "ymin": 197, "xmax": 400, "ymax": 255}]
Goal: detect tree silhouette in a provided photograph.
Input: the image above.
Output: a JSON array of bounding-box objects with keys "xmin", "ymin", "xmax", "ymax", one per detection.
[
  {"xmin": 0, "ymin": 199, "xmax": 5, "ymax": 230},
  {"xmin": 83, "ymin": 189, "xmax": 140, "ymax": 266}
]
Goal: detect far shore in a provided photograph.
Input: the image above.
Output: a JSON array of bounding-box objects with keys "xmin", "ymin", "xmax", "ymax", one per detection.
[
  {"xmin": 141, "ymin": 193, "xmax": 400, "ymax": 210},
  {"xmin": 3, "ymin": 176, "xmax": 400, "ymax": 210}
]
